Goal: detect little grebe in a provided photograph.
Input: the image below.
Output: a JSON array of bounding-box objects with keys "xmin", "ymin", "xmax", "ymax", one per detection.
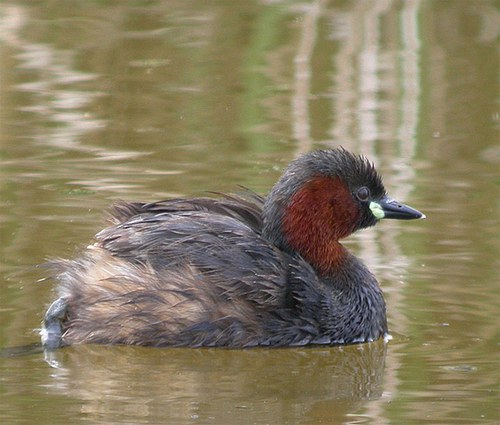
[{"xmin": 41, "ymin": 148, "xmax": 425, "ymax": 349}]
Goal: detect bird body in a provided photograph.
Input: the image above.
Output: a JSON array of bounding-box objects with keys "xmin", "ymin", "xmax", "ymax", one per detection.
[{"xmin": 41, "ymin": 148, "xmax": 424, "ymax": 349}]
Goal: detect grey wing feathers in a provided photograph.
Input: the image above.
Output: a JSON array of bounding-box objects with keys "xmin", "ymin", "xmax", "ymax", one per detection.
[
  {"xmin": 51, "ymin": 190, "xmax": 300, "ymax": 346},
  {"xmin": 95, "ymin": 211, "xmax": 288, "ymax": 308},
  {"xmin": 108, "ymin": 189, "xmax": 264, "ymax": 233},
  {"xmin": 93, "ymin": 189, "xmax": 288, "ymax": 309}
]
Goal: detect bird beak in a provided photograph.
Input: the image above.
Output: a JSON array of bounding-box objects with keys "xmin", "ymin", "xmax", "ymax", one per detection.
[{"xmin": 370, "ymin": 196, "xmax": 426, "ymax": 220}]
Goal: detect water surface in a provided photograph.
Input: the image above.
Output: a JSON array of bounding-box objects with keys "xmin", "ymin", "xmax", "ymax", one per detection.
[{"xmin": 0, "ymin": 1, "xmax": 498, "ymax": 424}]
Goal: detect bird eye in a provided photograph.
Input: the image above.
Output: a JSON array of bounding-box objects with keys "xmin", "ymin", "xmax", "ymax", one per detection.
[{"xmin": 356, "ymin": 187, "xmax": 370, "ymax": 201}]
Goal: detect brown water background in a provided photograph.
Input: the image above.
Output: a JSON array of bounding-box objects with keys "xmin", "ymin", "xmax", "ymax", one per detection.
[{"xmin": 0, "ymin": 1, "xmax": 498, "ymax": 424}]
